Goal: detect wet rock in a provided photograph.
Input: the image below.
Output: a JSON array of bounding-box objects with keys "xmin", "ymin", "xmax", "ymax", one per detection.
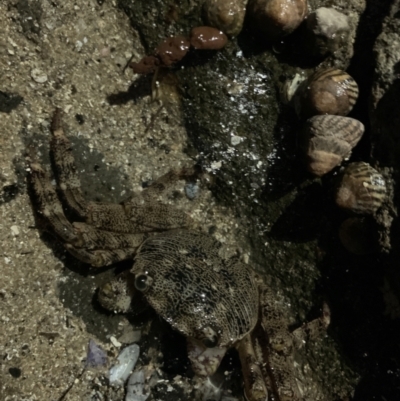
[
  {"xmin": 86, "ymin": 339, "xmax": 108, "ymax": 368},
  {"xmin": 304, "ymin": 7, "xmax": 351, "ymax": 58},
  {"xmin": 125, "ymin": 370, "xmax": 149, "ymax": 401},
  {"xmin": 109, "ymin": 344, "xmax": 140, "ymax": 386}
]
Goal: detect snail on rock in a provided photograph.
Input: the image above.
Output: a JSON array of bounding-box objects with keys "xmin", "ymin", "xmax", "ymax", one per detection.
[
  {"xmin": 293, "ymin": 68, "xmax": 359, "ymax": 120},
  {"xmin": 300, "ymin": 115, "xmax": 364, "ymax": 177},
  {"xmin": 204, "ymin": 0, "xmax": 248, "ymax": 37},
  {"xmin": 335, "ymin": 162, "xmax": 386, "ymax": 215},
  {"xmin": 247, "ymin": 0, "xmax": 308, "ymax": 41}
]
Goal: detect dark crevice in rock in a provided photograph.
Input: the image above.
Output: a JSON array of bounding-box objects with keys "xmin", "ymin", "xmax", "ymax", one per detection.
[
  {"xmin": 323, "ymin": 2, "xmax": 400, "ymax": 400},
  {"xmin": 347, "ymin": 0, "xmax": 393, "ymax": 161}
]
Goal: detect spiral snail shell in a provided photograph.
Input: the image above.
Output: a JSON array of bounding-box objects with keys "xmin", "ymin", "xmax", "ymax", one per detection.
[
  {"xmin": 335, "ymin": 162, "xmax": 386, "ymax": 214},
  {"xmin": 204, "ymin": 0, "xmax": 248, "ymax": 37},
  {"xmin": 247, "ymin": 0, "xmax": 308, "ymax": 41},
  {"xmin": 294, "ymin": 68, "xmax": 359, "ymax": 120},
  {"xmin": 301, "ymin": 115, "xmax": 364, "ymax": 177}
]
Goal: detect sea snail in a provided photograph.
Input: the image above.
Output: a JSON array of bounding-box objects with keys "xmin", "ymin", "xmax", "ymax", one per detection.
[
  {"xmin": 293, "ymin": 68, "xmax": 359, "ymax": 120},
  {"xmin": 300, "ymin": 115, "xmax": 364, "ymax": 177},
  {"xmin": 247, "ymin": 0, "xmax": 308, "ymax": 41},
  {"xmin": 335, "ymin": 162, "xmax": 386, "ymax": 215},
  {"xmin": 203, "ymin": 0, "xmax": 248, "ymax": 37}
]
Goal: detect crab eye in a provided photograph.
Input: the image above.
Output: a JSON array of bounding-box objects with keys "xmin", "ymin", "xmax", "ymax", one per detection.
[{"xmin": 134, "ymin": 273, "xmax": 153, "ymax": 292}]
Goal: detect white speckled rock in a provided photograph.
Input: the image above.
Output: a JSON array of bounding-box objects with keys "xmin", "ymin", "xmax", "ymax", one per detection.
[
  {"xmin": 125, "ymin": 370, "xmax": 149, "ymax": 401},
  {"xmin": 109, "ymin": 344, "xmax": 140, "ymax": 386},
  {"xmin": 305, "ymin": 7, "xmax": 350, "ymax": 57}
]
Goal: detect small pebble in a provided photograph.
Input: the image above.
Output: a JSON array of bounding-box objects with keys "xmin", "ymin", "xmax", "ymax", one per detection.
[
  {"xmin": 185, "ymin": 182, "xmax": 200, "ymax": 200},
  {"xmin": 125, "ymin": 370, "xmax": 149, "ymax": 401},
  {"xmin": 31, "ymin": 68, "xmax": 48, "ymax": 83},
  {"xmin": 231, "ymin": 135, "xmax": 242, "ymax": 146},
  {"xmin": 75, "ymin": 40, "xmax": 83, "ymax": 52},
  {"xmin": 110, "ymin": 335, "xmax": 122, "ymax": 348},
  {"xmin": 305, "ymin": 7, "xmax": 350, "ymax": 57},
  {"xmin": 210, "ymin": 161, "xmax": 222, "ymax": 170},
  {"xmin": 117, "ymin": 327, "xmax": 142, "ymax": 344},
  {"xmin": 86, "ymin": 339, "xmax": 108, "ymax": 368},
  {"xmin": 10, "ymin": 225, "xmax": 19, "ymax": 236},
  {"xmin": 109, "ymin": 344, "xmax": 140, "ymax": 386}
]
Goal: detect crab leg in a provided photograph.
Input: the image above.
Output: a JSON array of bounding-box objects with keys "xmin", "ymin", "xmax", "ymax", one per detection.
[
  {"xmin": 291, "ymin": 303, "xmax": 330, "ymax": 349},
  {"xmin": 236, "ymin": 332, "xmax": 269, "ymax": 401},
  {"xmin": 50, "ymin": 109, "xmax": 195, "ymax": 233},
  {"xmin": 29, "ymin": 160, "xmax": 146, "ymax": 266},
  {"xmin": 141, "ymin": 166, "xmax": 199, "ymax": 201},
  {"xmin": 257, "ymin": 282, "xmax": 302, "ymax": 401},
  {"xmin": 29, "ymin": 162, "xmax": 78, "ymax": 244},
  {"xmin": 50, "ymin": 108, "xmax": 88, "ymax": 218}
]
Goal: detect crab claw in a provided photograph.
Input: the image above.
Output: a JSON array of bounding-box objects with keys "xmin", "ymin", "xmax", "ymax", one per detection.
[{"xmin": 186, "ymin": 337, "xmax": 227, "ymax": 377}]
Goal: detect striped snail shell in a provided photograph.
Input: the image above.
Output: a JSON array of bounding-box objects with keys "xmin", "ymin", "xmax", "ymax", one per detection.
[
  {"xmin": 294, "ymin": 68, "xmax": 359, "ymax": 119},
  {"xmin": 247, "ymin": 0, "xmax": 308, "ymax": 41},
  {"xmin": 301, "ymin": 115, "xmax": 364, "ymax": 177},
  {"xmin": 335, "ymin": 162, "xmax": 386, "ymax": 214}
]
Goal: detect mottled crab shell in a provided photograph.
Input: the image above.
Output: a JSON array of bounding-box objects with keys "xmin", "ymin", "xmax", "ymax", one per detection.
[
  {"xmin": 131, "ymin": 230, "xmax": 259, "ymax": 348},
  {"xmin": 294, "ymin": 68, "xmax": 359, "ymax": 119},
  {"xmin": 335, "ymin": 162, "xmax": 386, "ymax": 214},
  {"xmin": 301, "ymin": 115, "xmax": 365, "ymax": 176}
]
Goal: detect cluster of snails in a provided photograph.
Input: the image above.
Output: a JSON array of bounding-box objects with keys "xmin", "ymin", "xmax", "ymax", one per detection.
[
  {"xmin": 131, "ymin": 1, "xmax": 352, "ymax": 75},
  {"xmin": 129, "ymin": 3, "xmax": 385, "ymax": 255},
  {"xmin": 204, "ymin": 0, "xmax": 350, "ymax": 56},
  {"xmin": 204, "ymin": 0, "xmax": 308, "ymax": 39},
  {"xmin": 283, "ymin": 67, "xmax": 387, "ymax": 254},
  {"xmin": 284, "ymin": 68, "xmax": 363, "ymax": 176}
]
